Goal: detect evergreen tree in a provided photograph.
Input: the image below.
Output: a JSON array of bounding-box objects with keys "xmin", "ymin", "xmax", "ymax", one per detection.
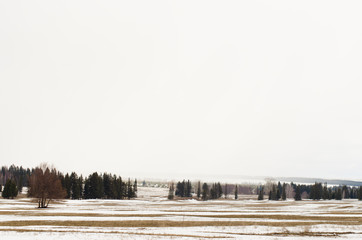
[
  {"xmin": 70, "ymin": 172, "xmax": 82, "ymax": 199},
  {"xmin": 276, "ymin": 188, "xmax": 281, "ymax": 200},
  {"xmin": 224, "ymin": 184, "xmax": 228, "ymax": 199},
  {"xmin": 234, "ymin": 185, "xmax": 238, "ymax": 200},
  {"xmin": 217, "ymin": 182, "xmax": 223, "ymax": 199},
  {"xmin": 294, "ymin": 185, "xmax": 301, "ymax": 201},
  {"xmin": 210, "ymin": 183, "xmax": 217, "ymax": 199},
  {"xmin": 64, "ymin": 173, "xmax": 71, "ymax": 199},
  {"xmin": 0, "ymin": 184, "xmax": 2, "ymax": 192},
  {"xmin": 277, "ymin": 182, "xmax": 282, "ymax": 195},
  {"xmin": 103, "ymin": 173, "xmax": 112, "ymax": 199},
  {"xmin": 358, "ymin": 186, "xmax": 362, "ymax": 201},
  {"xmin": 335, "ymin": 188, "xmax": 342, "ymax": 200},
  {"xmin": 133, "ymin": 179, "xmax": 138, "ymax": 197},
  {"xmin": 127, "ymin": 178, "xmax": 134, "ymax": 199},
  {"xmin": 268, "ymin": 190, "xmax": 272, "ymax": 200},
  {"xmin": 258, "ymin": 186, "xmax": 264, "ymax": 200},
  {"xmin": 168, "ymin": 183, "xmax": 174, "ymax": 200},
  {"xmin": 197, "ymin": 181, "xmax": 201, "ymax": 199},
  {"xmin": 282, "ymin": 183, "xmax": 286, "ymax": 200},
  {"xmin": 202, "ymin": 183, "xmax": 209, "ymax": 201},
  {"xmin": 186, "ymin": 180, "xmax": 191, "ymax": 197},
  {"xmin": 322, "ymin": 185, "xmax": 329, "ymax": 200},
  {"xmin": 2, "ymin": 179, "xmax": 18, "ymax": 199},
  {"xmin": 175, "ymin": 181, "xmax": 185, "ymax": 197}
]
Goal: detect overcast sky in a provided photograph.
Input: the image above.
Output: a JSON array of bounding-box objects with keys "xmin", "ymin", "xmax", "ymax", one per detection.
[{"xmin": 1, "ymin": 0, "xmax": 362, "ymax": 180}]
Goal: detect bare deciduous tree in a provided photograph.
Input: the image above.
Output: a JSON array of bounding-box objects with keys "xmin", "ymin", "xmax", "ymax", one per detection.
[{"xmin": 28, "ymin": 164, "xmax": 66, "ymax": 208}]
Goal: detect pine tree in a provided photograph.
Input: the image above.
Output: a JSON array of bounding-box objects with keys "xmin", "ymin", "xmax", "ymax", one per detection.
[
  {"xmin": 335, "ymin": 188, "xmax": 342, "ymax": 200},
  {"xmin": 258, "ymin": 186, "xmax": 264, "ymax": 200},
  {"xmin": 276, "ymin": 189, "xmax": 281, "ymax": 200},
  {"xmin": 282, "ymin": 183, "xmax": 286, "ymax": 200},
  {"xmin": 186, "ymin": 180, "xmax": 191, "ymax": 197},
  {"xmin": 358, "ymin": 186, "xmax": 362, "ymax": 201},
  {"xmin": 224, "ymin": 184, "xmax": 228, "ymax": 199},
  {"xmin": 168, "ymin": 183, "xmax": 174, "ymax": 200},
  {"xmin": 294, "ymin": 185, "xmax": 301, "ymax": 201},
  {"xmin": 197, "ymin": 181, "xmax": 201, "ymax": 199},
  {"xmin": 133, "ymin": 179, "xmax": 138, "ymax": 198},
  {"xmin": 322, "ymin": 185, "xmax": 329, "ymax": 200},
  {"xmin": 202, "ymin": 183, "xmax": 209, "ymax": 201},
  {"xmin": 217, "ymin": 182, "xmax": 223, "ymax": 199},
  {"xmin": 64, "ymin": 173, "xmax": 71, "ymax": 198},
  {"xmin": 2, "ymin": 179, "xmax": 18, "ymax": 199},
  {"xmin": 234, "ymin": 185, "xmax": 238, "ymax": 200}
]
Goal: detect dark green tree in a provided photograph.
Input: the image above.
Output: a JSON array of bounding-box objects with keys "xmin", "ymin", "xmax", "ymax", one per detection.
[
  {"xmin": 202, "ymin": 183, "xmax": 209, "ymax": 201},
  {"xmin": 2, "ymin": 179, "xmax": 18, "ymax": 199},
  {"xmin": 64, "ymin": 173, "xmax": 71, "ymax": 198},
  {"xmin": 281, "ymin": 183, "xmax": 286, "ymax": 200},
  {"xmin": 335, "ymin": 188, "xmax": 342, "ymax": 200},
  {"xmin": 224, "ymin": 184, "xmax": 228, "ymax": 199},
  {"xmin": 258, "ymin": 186, "xmax": 264, "ymax": 200},
  {"xmin": 197, "ymin": 181, "xmax": 201, "ymax": 199},
  {"xmin": 294, "ymin": 185, "xmax": 301, "ymax": 201},
  {"xmin": 322, "ymin": 184, "xmax": 329, "ymax": 200},
  {"xmin": 358, "ymin": 186, "xmax": 362, "ymax": 201},
  {"xmin": 168, "ymin": 183, "xmax": 174, "ymax": 200},
  {"xmin": 234, "ymin": 185, "xmax": 238, "ymax": 200},
  {"xmin": 70, "ymin": 172, "xmax": 82, "ymax": 199}
]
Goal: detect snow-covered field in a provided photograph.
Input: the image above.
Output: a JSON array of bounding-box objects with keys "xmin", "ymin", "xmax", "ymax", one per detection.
[{"xmin": 1, "ymin": 187, "xmax": 361, "ymax": 239}]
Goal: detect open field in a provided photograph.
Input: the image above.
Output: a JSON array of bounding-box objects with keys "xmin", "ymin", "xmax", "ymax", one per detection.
[{"xmin": 1, "ymin": 187, "xmax": 362, "ymax": 239}]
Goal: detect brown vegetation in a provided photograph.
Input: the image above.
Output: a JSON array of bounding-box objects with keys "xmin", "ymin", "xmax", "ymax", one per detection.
[{"xmin": 28, "ymin": 164, "xmax": 66, "ymax": 208}]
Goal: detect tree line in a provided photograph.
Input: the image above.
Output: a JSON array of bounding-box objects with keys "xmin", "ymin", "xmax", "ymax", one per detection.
[
  {"xmin": 169, "ymin": 180, "xmax": 239, "ymax": 201},
  {"xmin": 257, "ymin": 181, "xmax": 362, "ymax": 201},
  {"xmin": 167, "ymin": 180, "xmax": 362, "ymax": 202},
  {"xmin": 1, "ymin": 164, "xmax": 138, "ymax": 207}
]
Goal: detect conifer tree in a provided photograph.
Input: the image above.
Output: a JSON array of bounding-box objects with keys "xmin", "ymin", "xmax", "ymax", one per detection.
[
  {"xmin": 358, "ymin": 186, "xmax": 362, "ymax": 201},
  {"xmin": 282, "ymin": 183, "xmax": 286, "ymax": 200},
  {"xmin": 168, "ymin": 183, "xmax": 174, "ymax": 200},
  {"xmin": 277, "ymin": 182, "xmax": 282, "ymax": 195},
  {"xmin": 186, "ymin": 180, "xmax": 191, "ymax": 197},
  {"xmin": 217, "ymin": 182, "xmax": 223, "ymax": 199},
  {"xmin": 276, "ymin": 188, "xmax": 281, "ymax": 200},
  {"xmin": 224, "ymin": 184, "xmax": 228, "ymax": 199},
  {"xmin": 322, "ymin": 185, "xmax": 329, "ymax": 200},
  {"xmin": 134, "ymin": 179, "xmax": 138, "ymax": 197},
  {"xmin": 234, "ymin": 185, "xmax": 238, "ymax": 200},
  {"xmin": 197, "ymin": 181, "xmax": 201, "ymax": 199},
  {"xmin": 2, "ymin": 179, "xmax": 18, "ymax": 199},
  {"xmin": 335, "ymin": 188, "xmax": 342, "ymax": 200},
  {"xmin": 202, "ymin": 183, "xmax": 209, "ymax": 201},
  {"xmin": 64, "ymin": 173, "xmax": 71, "ymax": 198},
  {"xmin": 294, "ymin": 185, "xmax": 301, "ymax": 201},
  {"xmin": 258, "ymin": 186, "xmax": 264, "ymax": 200}
]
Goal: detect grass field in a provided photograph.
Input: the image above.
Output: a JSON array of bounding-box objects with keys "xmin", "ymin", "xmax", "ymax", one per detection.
[{"xmin": 0, "ymin": 187, "xmax": 361, "ymax": 239}]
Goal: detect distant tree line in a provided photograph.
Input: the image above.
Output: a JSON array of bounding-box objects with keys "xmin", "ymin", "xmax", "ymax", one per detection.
[
  {"xmin": 1, "ymin": 164, "xmax": 138, "ymax": 204},
  {"xmin": 257, "ymin": 181, "xmax": 362, "ymax": 201},
  {"xmin": 1, "ymin": 165, "xmax": 32, "ymax": 193},
  {"xmin": 169, "ymin": 180, "xmax": 239, "ymax": 201},
  {"xmin": 59, "ymin": 172, "xmax": 137, "ymax": 200}
]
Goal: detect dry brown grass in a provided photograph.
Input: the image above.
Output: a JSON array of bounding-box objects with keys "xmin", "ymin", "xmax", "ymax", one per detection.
[
  {"xmin": 0, "ymin": 211, "xmax": 166, "ymax": 218},
  {"xmin": 0, "ymin": 219, "xmax": 360, "ymax": 228},
  {"xmin": 0, "ymin": 228, "xmax": 223, "ymax": 238}
]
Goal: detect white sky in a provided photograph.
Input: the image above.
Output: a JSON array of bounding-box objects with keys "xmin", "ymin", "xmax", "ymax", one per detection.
[{"xmin": 1, "ymin": 0, "xmax": 362, "ymax": 180}]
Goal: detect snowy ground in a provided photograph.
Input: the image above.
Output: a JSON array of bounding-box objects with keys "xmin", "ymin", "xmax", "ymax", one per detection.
[{"xmin": 0, "ymin": 187, "xmax": 361, "ymax": 239}]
